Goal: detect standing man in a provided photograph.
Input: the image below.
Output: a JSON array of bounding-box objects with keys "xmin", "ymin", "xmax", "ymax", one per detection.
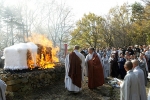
[
  {"xmin": 139, "ymin": 53, "xmax": 148, "ymax": 86},
  {"xmin": 139, "ymin": 45, "xmax": 144, "ymax": 53},
  {"xmin": 106, "ymin": 47, "xmax": 111, "ymax": 59},
  {"xmin": 135, "ymin": 45, "xmax": 140, "ymax": 57},
  {"xmin": 118, "ymin": 61, "xmax": 140, "ymax": 100},
  {"xmin": 145, "ymin": 48, "xmax": 150, "ymax": 72},
  {"xmin": 118, "ymin": 53, "xmax": 126, "ymax": 79},
  {"xmin": 65, "ymin": 45, "xmax": 85, "ymax": 93},
  {"xmin": 127, "ymin": 46, "xmax": 134, "ymax": 55},
  {"xmin": 102, "ymin": 53, "xmax": 109, "ymax": 78},
  {"xmin": 110, "ymin": 54, "xmax": 119, "ymax": 77},
  {"xmin": 0, "ymin": 79, "xmax": 6, "ymax": 100},
  {"xmin": 85, "ymin": 47, "xmax": 104, "ymax": 89},
  {"xmin": 132, "ymin": 60, "xmax": 147, "ymax": 100}
]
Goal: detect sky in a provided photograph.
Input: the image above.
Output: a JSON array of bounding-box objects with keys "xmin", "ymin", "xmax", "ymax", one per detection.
[
  {"xmin": 63, "ymin": 0, "xmax": 142, "ymax": 20},
  {"xmin": 4, "ymin": 0, "xmax": 142, "ymax": 21}
]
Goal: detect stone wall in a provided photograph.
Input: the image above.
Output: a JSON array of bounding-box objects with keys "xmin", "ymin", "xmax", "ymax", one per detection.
[{"xmin": 0, "ymin": 65, "xmax": 65, "ymax": 97}]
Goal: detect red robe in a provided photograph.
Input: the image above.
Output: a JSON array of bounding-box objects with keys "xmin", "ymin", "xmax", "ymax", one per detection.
[
  {"xmin": 88, "ymin": 53, "xmax": 104, "ymax": 89},
  {"xmin": 68, "ymin": 52, "xmax": 82, "ymax": 88}
]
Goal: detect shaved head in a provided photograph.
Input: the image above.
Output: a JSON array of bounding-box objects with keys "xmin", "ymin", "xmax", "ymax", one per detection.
[
  {"xmin": 131, "ymin": 60, "xmax": 139, "ymax": 68},
  {"xmin": 74, "ymin": 45, "xmax": 80, "ymax": 50},
  {"xmin": 88, "ymin": 47, "xmax": 94, "ymax": 51},
  {"xmin": 124, "ymin": 61, "xmax": 133, "ymax": 70},
  {"xmin": 88, "ymin": 47, "xmax": 95, "ymax": 54}
]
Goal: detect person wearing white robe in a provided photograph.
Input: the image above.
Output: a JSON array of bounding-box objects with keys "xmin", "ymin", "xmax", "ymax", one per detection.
[
  {"xmin": 65, "ymin": 46, "xmax": 85, "ymax": 92},
  {"xmin": 108, "ymin": 54, "xmax": 114, "ymax": 76},
  {"xmin": 102, "ymin": 54, "xmax": 109, "ymax": 78},
  {"xmin": 106, "ymin": 48, "xmax": 111, "ymax": 59},
  {"xmin": 118, "ymin": 48, "xmax": 123, "ymax": 56},
  {"xmin": 0, "ymin": 79, "xmax": 7, "ymax": 100},
  {"xmin": 84, "ymin": 49, "xmax": 103, "ymax": 77},
  {"xmin": 118, "ymin": 61, "xmax": 140, "ymax": 100},
  {"xmin": 138, "ymin": 53, "xmax": 148, "ymax": 86},
  {"xmin": 132, "ymin": 60, "xmax": 147, "ymax": 100}
]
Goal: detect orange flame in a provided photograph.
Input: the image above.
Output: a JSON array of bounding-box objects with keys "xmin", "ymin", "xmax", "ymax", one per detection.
[{"xmin": 27, "ymin": 34, "xmax": 59, "ymax": 69}]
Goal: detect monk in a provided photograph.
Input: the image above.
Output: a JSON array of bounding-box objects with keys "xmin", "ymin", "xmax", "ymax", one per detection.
[
  {"xmin": 0, "ymin": 79, "xmax": 6, "ymax": 100},
  {"xmin": 118, "ymin": 61, "xmax": 140, "ymax": 100},
  {"xmin": 132, "ymin": 60, "xmax": 147, "ymax": 100},
  {"xmin": 85, "ymin": 47, "xmax": 104, "ymax": 89},
  {"xmin": 102, "ymin": 53, "xmax": 109, "ymax": 78},
  {"xmin": 65, "ymin": 45, "xmax": 85, "ymax": 93}
]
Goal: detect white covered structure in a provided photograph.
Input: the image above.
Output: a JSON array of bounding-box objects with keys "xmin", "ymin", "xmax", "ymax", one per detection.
[{"xmin": 2, "ymin": 42, "xmax": 37, "ymax": 70}]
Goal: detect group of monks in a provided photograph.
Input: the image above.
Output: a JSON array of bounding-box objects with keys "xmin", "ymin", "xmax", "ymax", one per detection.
[
  {"xmin": 65, "ymin": 45, "xmax": 148, "ymax": 100},
  {"xmin": 65, "ymin": 46, "xmax": 104, "ymax": 92},
  {"xmin": 119, "ymin": 60, "xmax": 147, "ymax": 100}
]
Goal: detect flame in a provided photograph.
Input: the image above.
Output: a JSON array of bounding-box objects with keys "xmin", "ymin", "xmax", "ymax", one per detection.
[{"xmin": 27, "ymin": 34, "xmax": 59, "ymax": 69}]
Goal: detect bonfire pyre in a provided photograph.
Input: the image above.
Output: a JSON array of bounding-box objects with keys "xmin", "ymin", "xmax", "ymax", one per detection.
[
  {"xmin": 27, "ymin": 34, "xmax": 59, "ymax": 69},
  {"xmin": 3, "ymin": 34, "xmax": 59, "ymax": 70},
  {"xmin": 27, "ymin": 44, "xmax": 55, "ymax": 69}
]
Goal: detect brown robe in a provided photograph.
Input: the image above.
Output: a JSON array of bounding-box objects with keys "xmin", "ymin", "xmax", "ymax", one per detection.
[
  {"xmin": 88, "ymin": 53, "xmax": 104, "ymax": 89},
  {"xmin": 69, "ymin": 52, "xmax": 82, "ymax": 88}
]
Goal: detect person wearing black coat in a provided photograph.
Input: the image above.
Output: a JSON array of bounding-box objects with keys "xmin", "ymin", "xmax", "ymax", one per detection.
[
  {"xmin": 110, "ymin": 54, "xmax": 119, "ymax": 78},
  {"xmin": 127, "ymin": 46, "xmax": 134, "ymax": 55},
  {"xmin": 118, "ymin": 53, "xmax": 126, "ymax": 79}
]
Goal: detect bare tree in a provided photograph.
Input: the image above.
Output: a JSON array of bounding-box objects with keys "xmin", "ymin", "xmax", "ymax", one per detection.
[
  {"xmin": 141, "ymin": 0, "xmax": 150, "ymax": 5},
  {"xmin": 45, "ymin": 0, "xmax": 74, "ymax": 49},
  {"xmin": 0, "ymin": 0, "xmax": 74, "ymax": 50}
]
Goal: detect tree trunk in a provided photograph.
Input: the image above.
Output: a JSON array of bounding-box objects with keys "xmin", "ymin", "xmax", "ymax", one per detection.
[
  {"xmin": 11, "ymin": 18, "xmax": 14, "ymax": 45},
  {"xmin": 94, "ymin": 38, "xmax": 97, "ymax": 49},
  {"xmin": 58, "ymin": 40, "xmax": 62, "ymax": 61},
  {"xmin": 22, "ymin": 23, "xmax": 25, "ymax": 42}
]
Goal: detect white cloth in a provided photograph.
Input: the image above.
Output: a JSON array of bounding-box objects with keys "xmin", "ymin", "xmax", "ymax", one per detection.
[
  {"xmin": 120, "ymin": 70, "xmax": 140, "ymax": 100},
  {"xmin": 85, "ymin": 52, "xmax": 103, "ymax": 77},
  {"xmin": 133, "ymin": 66, "xmax": 147, "ymax": 100},
  {"xmin": 3, "ymin": 42, "xmax": 37, "ymax": 70},
  {"xmin": 102, "ymin": 56, "xmax": 109, "ymax": 78},
  {"xmin": 65, "ymin": 50, "xmax": 85, "ymax": 92}
]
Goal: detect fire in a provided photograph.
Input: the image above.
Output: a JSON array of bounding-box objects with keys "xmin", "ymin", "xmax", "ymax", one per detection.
[{"xmin": 26, "ymin": 34, "xmax": 59, "ymax": 69}]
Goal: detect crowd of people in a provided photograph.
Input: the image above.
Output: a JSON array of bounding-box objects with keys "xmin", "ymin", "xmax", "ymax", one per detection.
[
  {"xmin": 65, "ymin": 45, "xmax": 150, "ymax": 100},
  {"xmin": 81, "ymin": 45, "xmax": 150, "ymax": 81}
]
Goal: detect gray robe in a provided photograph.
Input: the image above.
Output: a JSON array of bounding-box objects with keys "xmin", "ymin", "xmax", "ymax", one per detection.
[
  {"xmin": 120, "ymin": 70, "xmax": 140, "ymax": 100},
  {"xmin": 133, "ymin": 66, "xmax": 147, "ymax": 100},
  {"xmin": 138, "ymin": 58, "xmax": 148, "ymax": 86},
  {"xmin": 102, "ymin": 56, "xmax": 109, "ymax": 78},
  {"xmin": 0, "ymin": 80, "xmax": 6, "ymax": 100}
]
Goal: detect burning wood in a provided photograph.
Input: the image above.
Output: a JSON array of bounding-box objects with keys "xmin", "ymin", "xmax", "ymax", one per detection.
[
  {"xmin": 27, "ymin": 44, "xmax": 55, "ymax": 69},
  {"xmin": 27, "ymin": 34, "xmax": 59, "ymax": 69}
]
